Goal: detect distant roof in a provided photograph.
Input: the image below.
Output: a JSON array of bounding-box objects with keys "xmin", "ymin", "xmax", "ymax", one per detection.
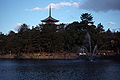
[{"xmin": 41, "ymin": 16, "xmax": 59, "ymax": 22}]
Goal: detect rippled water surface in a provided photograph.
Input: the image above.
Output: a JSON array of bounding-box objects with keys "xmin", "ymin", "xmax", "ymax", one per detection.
[{"xmin": 0, "ymin": 59, "xmax": 120, "ymax": 80}]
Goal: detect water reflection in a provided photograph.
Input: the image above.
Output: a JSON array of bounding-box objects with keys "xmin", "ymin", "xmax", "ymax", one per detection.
[{"xmin": 0, "ymin": 59, "xmax": 120, "ymax": 80}]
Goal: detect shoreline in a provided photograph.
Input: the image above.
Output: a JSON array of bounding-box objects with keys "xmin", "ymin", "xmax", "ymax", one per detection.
[
  {"xmin": 0, "ymin": 53, "xmax": 120, "ymax": 61},
  {"xmin": 0, "ymin": 53, "xmax": 78, "ymax": 60}
]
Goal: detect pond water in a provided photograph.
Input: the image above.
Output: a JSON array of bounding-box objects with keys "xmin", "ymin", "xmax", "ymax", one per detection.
[{"xmin": 0, "ymin": 59, "xmax": 120, "ymax": 80}]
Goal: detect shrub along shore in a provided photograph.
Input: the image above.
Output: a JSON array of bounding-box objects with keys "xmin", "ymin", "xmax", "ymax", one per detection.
[
  {"xmin": 0, "ymin": 52, "xmax": 78, "ymax": 60},
  {"xmin": 0, "ymin": 52, "xmax": 120, "ymax": 62}
]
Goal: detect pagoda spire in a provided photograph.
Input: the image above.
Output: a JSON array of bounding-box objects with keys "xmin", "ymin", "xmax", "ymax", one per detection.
[
  {"xmin": 49, "ymin": 5, "xmax": 51, "ymax": 17},
  {"xmin": 41, "ymin": 5, "xmax": 59, "ymax": 24}
]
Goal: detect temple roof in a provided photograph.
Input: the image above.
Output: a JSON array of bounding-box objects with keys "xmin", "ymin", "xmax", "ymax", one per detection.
[
  {"xmin": 41, "ymin": 16, "xmax": 59, "ymax": 22},
  {"xmin": 41, "ymin": 5, "xmax": 59, "ymax": 23}
]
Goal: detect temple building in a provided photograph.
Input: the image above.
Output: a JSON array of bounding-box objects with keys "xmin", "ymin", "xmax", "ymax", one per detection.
[{"xmin": 41, "ymin": 6, "xmax": 59, "ymax": 24}]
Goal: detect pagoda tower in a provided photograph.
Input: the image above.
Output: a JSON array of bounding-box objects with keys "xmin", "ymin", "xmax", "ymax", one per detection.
[{"xmin": 41, "ymin": 6, "xmax": 59, "ymax": 24}]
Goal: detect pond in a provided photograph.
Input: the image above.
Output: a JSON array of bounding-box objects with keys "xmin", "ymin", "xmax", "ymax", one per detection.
[{"xmin": 0, "ymin": 59, "xmax": 120, "ymax": 80}]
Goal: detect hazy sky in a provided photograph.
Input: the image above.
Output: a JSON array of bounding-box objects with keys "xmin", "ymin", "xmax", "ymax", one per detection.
[{"xmin": 0, "ymin": 0, "xmax": 120, "ymax": 34}]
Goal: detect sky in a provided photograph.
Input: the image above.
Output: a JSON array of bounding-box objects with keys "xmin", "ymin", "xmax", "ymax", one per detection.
[{"xmin": 0, "ymin": 0, "xmax": 120, "ymax": 34}]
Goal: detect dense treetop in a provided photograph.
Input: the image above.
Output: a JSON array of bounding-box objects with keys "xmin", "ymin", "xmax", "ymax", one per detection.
[{"xmin": 0, "ymin": 13, "xmax": 120, "ymax": 54}]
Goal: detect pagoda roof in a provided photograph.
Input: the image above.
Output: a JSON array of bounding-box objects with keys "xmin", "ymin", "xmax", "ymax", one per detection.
[{"xmin": 41, "ymin": 16, "xmax": 59, "ymax": 22}]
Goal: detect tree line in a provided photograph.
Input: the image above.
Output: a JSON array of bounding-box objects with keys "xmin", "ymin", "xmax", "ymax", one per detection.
[{"xmin": 0, "ymin": 13, "xmax": 120, "ymax": 54}]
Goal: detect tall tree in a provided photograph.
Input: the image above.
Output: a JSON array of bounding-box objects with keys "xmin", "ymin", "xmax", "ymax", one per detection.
[
  {"xmin": 96, "ymin": 23, "xmax": 104, "ymax": 33},
  {"xmin": 18, "ymin": 24, "xmax": 29, "ymax": 33},
  {"xmin": 80, "ymin": 13, "xmax": 93, "ymax": 25}
]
